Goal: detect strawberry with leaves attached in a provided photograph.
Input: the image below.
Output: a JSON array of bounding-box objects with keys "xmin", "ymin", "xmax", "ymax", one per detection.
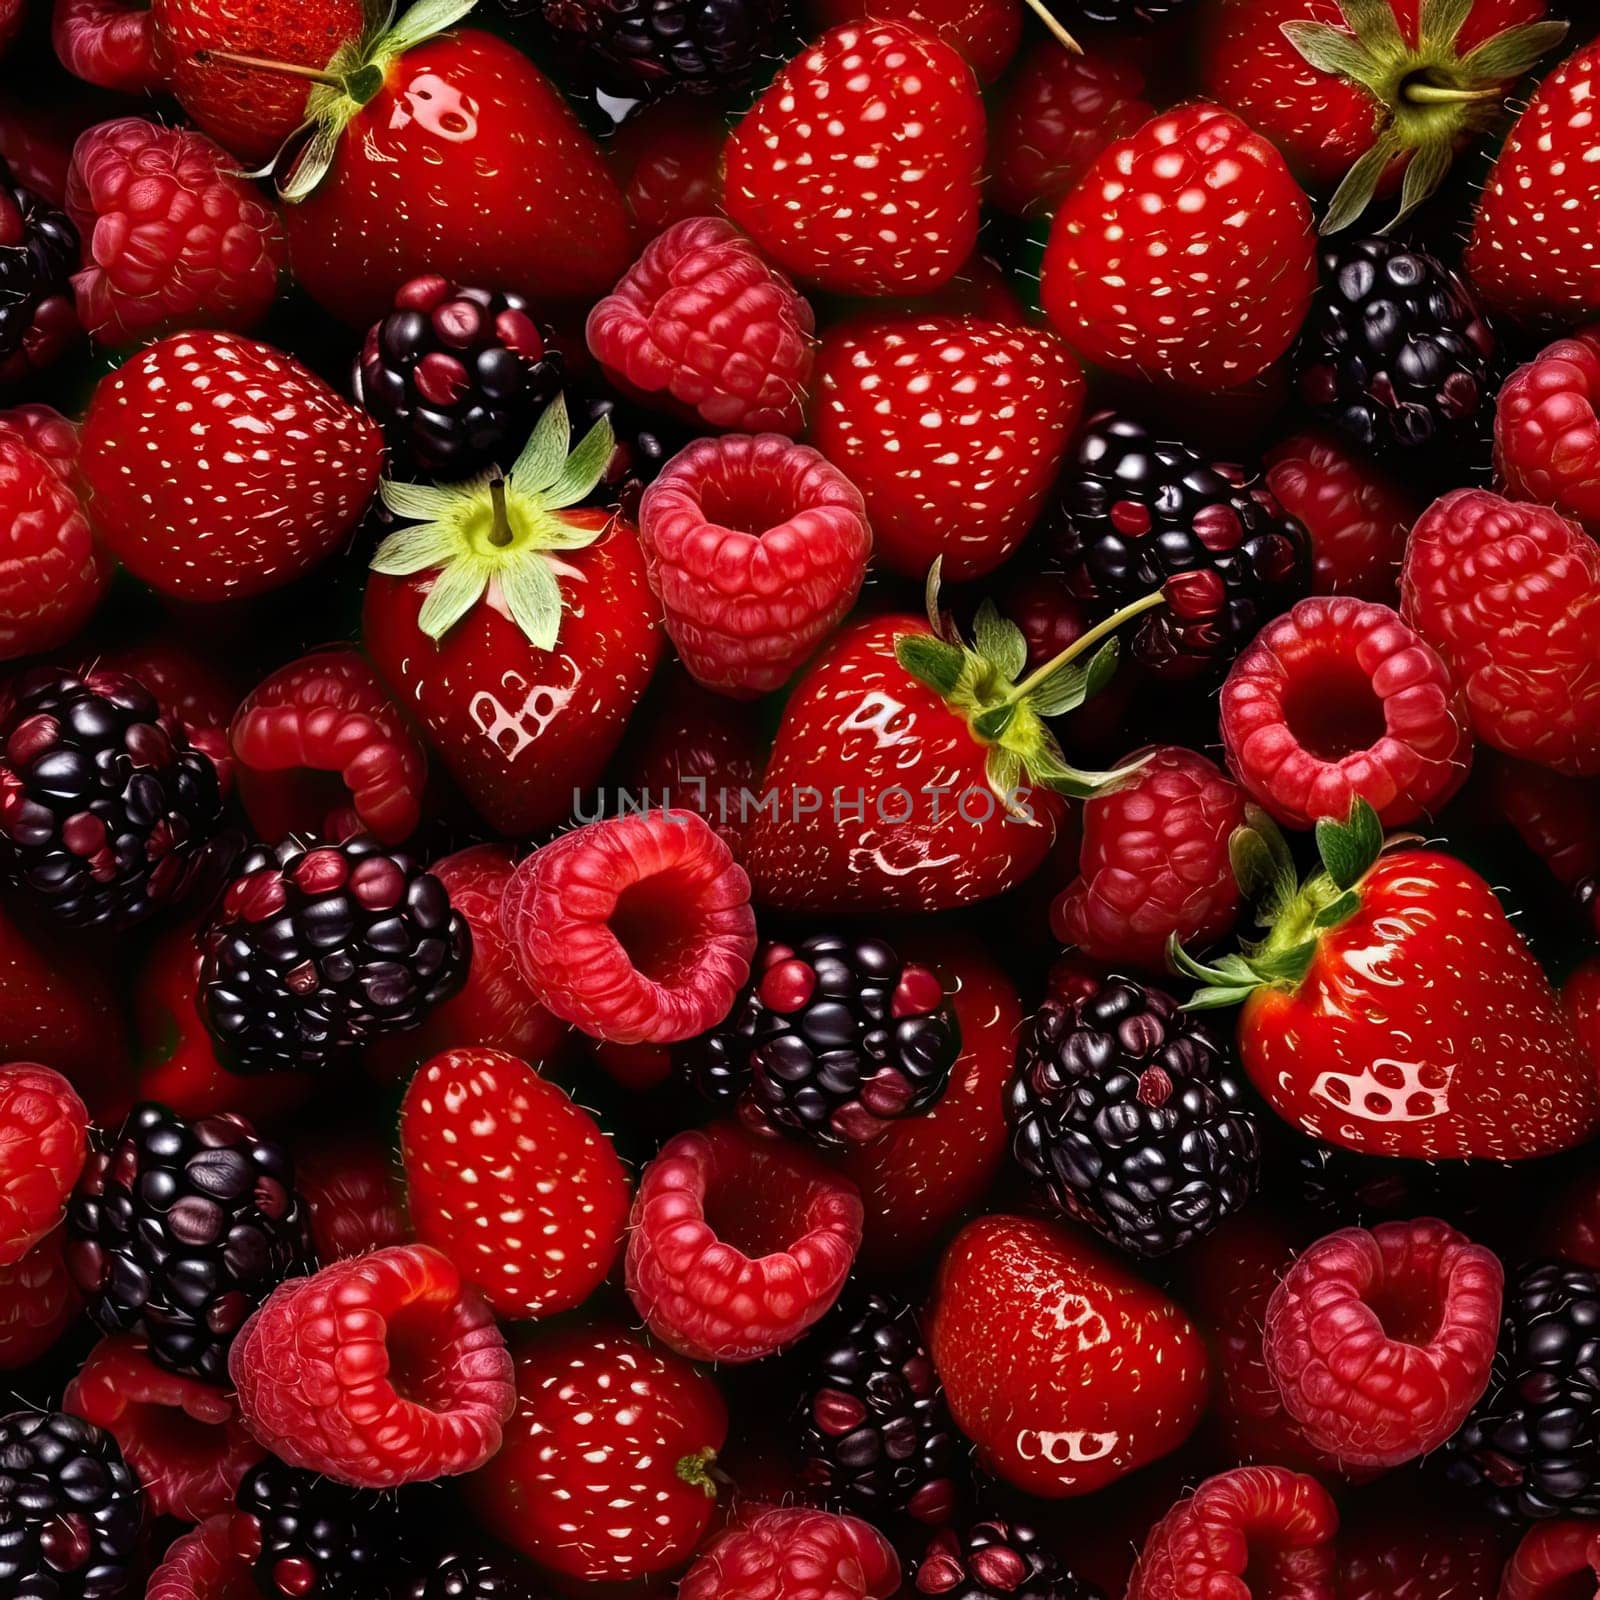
[{"xmin": 362, "ymin": 395, "xmax": 661, "ymax": 837}]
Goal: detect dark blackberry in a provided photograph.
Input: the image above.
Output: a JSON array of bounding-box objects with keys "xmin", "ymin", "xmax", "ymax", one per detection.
[
  {"xmin": 0, "ymin": 1410, "xmax": 143, "ymax": 1600},
  {"xmin": 681, "ymin": 934, "xmax": 961, "ymax": 1150},
  {"xmin": 908, "ymin": 1519, "xmax": 1104, "ymax": 1600},
  {"xmin": 233, "ymin": 1460, "xmax": 416, "ymax": 1600},
  {"xmin": 797, "ymin": 1293, "xmax": 957, "ymax": 1525},
  {"xmin": 1053, "ymin": 413, "xmax": 1311, "ymax": 680},
  {"xmin": 581, "ymin": 390, "xmax": 693, "ymax": 518},
  {"xmin": 1285, "ymin": 1138, "xmax": 1518, "ymax": 1236},
  {"xmin": 1006, "ymin": 973, "xmax": 1259, "ymax": 1258},
  {"xmin": 353, "ymin": 276, "xmax": 566, "ymax": 482},
  {"xmin": 1068, "ymin": 0, "xmax": 1191, "ymax": 22},
  {"xmin": 1295, "ymin": 235, "xmax": 1496, "ymax": 454},
  {"xmin": 1443, "ymin": 1259, "xmax": 1600, "ymax": 1521},
  {"xmin": 198, "ymin": 833, "xmax": 470, "ymax": 1076},
  {"xmin": 1576, "ymin": 875, "xmax": 1600, "ymax": 938},
  {"xmin": 405, "ymin": 1550, "xmax": 541, "ymax": 1600},
  {"xmin": 0, "ymin": 666, "xmax": 229, "ymax": 930},
  {"xmin": 65, "ymin": 1103, "xmax": 312, "ymax": 1386},
  {"xmin": 0, "ymin": 164, "xmax": 79, "ymax": 386}
]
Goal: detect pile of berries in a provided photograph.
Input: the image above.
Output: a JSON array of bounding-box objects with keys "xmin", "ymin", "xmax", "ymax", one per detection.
[{"xmin": 4, "ymin": 0, "xmax": 1600, "ymax": 1595}]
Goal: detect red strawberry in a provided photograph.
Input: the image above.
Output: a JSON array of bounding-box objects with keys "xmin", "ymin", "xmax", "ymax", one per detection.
[
  {"xmin": 724, "ymin": 21, "xmax": 985, "ymax": 296},
  {"xmin": 1040, "ymin": 103, "xmax": 1316, "ymax": 393},
  {"xmin": 1175, "ymin": 800, "xmax": 1600, "ymax": 1160},
  {"xmin": 464, "ymin": 1323, "xmax": 727, "ymax": 1581},
  {"xmin": 1566, "ymin": 958, "xmax": 1600, "ymax": 1078},
  {"xmin": 54, "ymin": 0, "xmax": 167, "ymax": 93},
  {"xmin": 928, "ymin": 1213, "xmax": 1210, "ymax": 1497},
  {"xmin": 807, "ymin": 0, "xmax": 1020, "ymax": 81},
  {"xmin": 361, "ymin": 397, "xmax": 662, "ymax": 836},
  {"xmin": 808, "ymin": 313, "xmax": 1084, "ymax": 581}
]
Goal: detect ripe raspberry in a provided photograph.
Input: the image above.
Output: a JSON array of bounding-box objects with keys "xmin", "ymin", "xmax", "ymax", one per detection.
[
  {"xmin": 64, "ymin": 1334, "xmax": 264, "ymax": 1521},
  {"xmin": 229, "ymin": 648, "xmax": 428, "ymax": 847},
  {"xmin": 1263, "ymin": 1219, "xmax": 1502, "ymax": 1471},
  {"xmin": 678, "ymin": 1507, "xmax": 899, "ymax": 1600},
  {"xmin": 228, "ymin": 1244, "xmax": 515, "ymax": 1489},
  {"xmin": 1220, "ymin": 595, "xmax": 1472, "ymax": 828},
  {"xmin": 1402, "ymin": 489, "xmax": 1600, "ymax": 777},
  {"xmin": 1125, "ymin": 1467, "xmax": 1339, "ymax": 1600},
  {"xmin": 401, "ymin": 1047, "xmax": 628, "ymax": 1320},
  {"xmin": 1495, "ymin": 329, "xmax": 1600, "ymax": 531},
  {"xmin": 1263, "ymin": 429, "xmax": 1416, "ymax": 604},
  {"xmin": 587, "ymin": 217, "xmax": 816, "ymax": 435},
  {"xmin": 0, "ymin": 1231, "xmax": 80, "ymax": 1370},
  {"xmin": 0, "ymin": 1061, "xmax": 87, "ymax": 1265},
  {"xmin": 1049, "ymin": 746, "xmax": 1246, "ymax": 971},
  {"xmin": 1500, "ymin": 1521, "xmax": 1600, "ymax": 1600},
  {"xmin": 501, "ymin": 809, "xmax": 756, "ymax": 1045},
  {"xmin": 149, "ymin": 1515, "xmax": 255, "ymax": 1600},
  {"xmin": 292, "ymin": 1133, "xmax": 408, "ymax": 1264},
  {"xmin": 638, "ymin": 434, "xmax": 871, "ymax": 696},
  {"xmin": 626, "ymin": 1123, "xmax": 863, "ymax": 1361},
  {"xmin": 65, "ymin": 117, "xmax": 285, "ymax": 348},
  {"xmin": 52, "ymin": 0, "xmax": 166, "ymax": 92}
]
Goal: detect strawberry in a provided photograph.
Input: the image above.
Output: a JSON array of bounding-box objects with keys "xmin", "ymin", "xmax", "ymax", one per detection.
[
  {"xmin": 724, "ymin": 21, "xmax": 985, "ymax": 296},
  {"xmin": 1040, "ymin": 102, "xmax": 1317, "ymax": 393},
  {"xmin": 808, "ymin": 313, "xmax": 1084, "ymax": 581},
  {"xmin": 927, "ymin": 1213, "xmax": 1210, "ymax": 1498},
  {"xmin": 1175, "ymin": 799, "xmax": 1600, "ymax": 1160},
  {"xmin": 806, "ymin": 0, "xmax": 1021, "ymax": 82},
  {"xmin": 361, "ymin": 397, "xmax": 662, "ymax": 836}
]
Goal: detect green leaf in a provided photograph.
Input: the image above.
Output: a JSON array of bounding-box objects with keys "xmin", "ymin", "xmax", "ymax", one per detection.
[
  {"xmin": 1338, "ymin": 0, "xmax": 1404, "ymax": 51},
  {"xmin": 985, "ymin": 745, "xmax": 1024, "ymax": 808},
  {"xmin": 1229, "ymin": 819, "xmax": 1299, "ymax": 928},
  {"xmin": 1279, "ymin": 19, "xmax": 1384, "ymax": 89},
  {"xmin": 922, "ymin": 557, "xmax": 954, "ymax": 641},
  {"xmin": 543, "ymin": 412, "xmax": 616, "ymax": 510},
  {"xmin": 1167, "ymin": 937, "xmax": 1263, "ymax": 1007},
  {"xmin": 1314, "ymin": 797, "xmax": 1385, "ymax": 890},
  {"xmin": 279, "ymin": 117, "xmax": 344, "ymax": 203},
  {"xmin": 1252, "ymin": 939, "xmax": 1318, "ymax": 985},
  {"xmin": 416, "ymin": 556, "xmax": 489, "ymax": 640},
  {"xmin": 895, "ymin": 633, "xmax": 967, "ymax": 696},
  {"xmin": 1419, "ymin": 0, "xmax": 1472, "ymax": 53},
  {"xmin": 972, "ymin": 601, "xmax": 1027, "ymax": 683},
  {"xmin": 1460, "ymin": 19, "xmax": 1568, "ymax": 82},
  {"xmin": 1026, "ymin": 743, "xmax": 1144, "ymax": 801},
  {"xmin": 1027, "ymin": 661, "xmax": 1088, "ymax": 718},
  {"xmin": 971, "ymin": 701, "xmax": 1018, "ymax": 743},
  {"xmin": 1080, "ymin": 637, "xmax": 1120, "ymax": 701},
  {"xmin": 498, "ymin": 551, "xmax": 566, "ymax": 651},
  {"xmin": 511, "ymin": 396, "xmax": 572, "ymax": 492},
  {"xmin": 370, "ymin": 520, "xmax": 457, "ymax": 576},
  {"xmin": 377, "ymin": 0, "xmax": 477, "ymax": 59},
  {"xmin": 1313, "ymin": 888, "xmax": 1362, "ymax": 929},
  {"xmin": 1320, "ymin": 129, "xmax": 1403, "ymax": 235},
  {"xmin": 1390, "ymin": 137, "xmax": 1455, "ymax": 230},
  {"xmin": 380, "ymin": 479, "xmax": 457, "ymax": 520}
]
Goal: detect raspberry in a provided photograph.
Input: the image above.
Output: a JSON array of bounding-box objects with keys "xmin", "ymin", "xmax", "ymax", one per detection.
[
  {"xmin": 587, "ymin": 216, "xmax": 816, "ymax": 435},
  {"xmin": 1496, "ymin": 329, "xmax": 1600, "ymax": 530},
  {"xmin": 64, "ymin": 1335, "xmax": 264, "ymax": 1522},
  {"xmin": 1263, "ymin": 428, "xmax": 1417, "ymax": 605},
  {"xmin": 229, "ymin": 649, "xmax": 429, "ymax": 848},
  {"xmin": 400, "ymin": 1046, "xmax": 629, "ymax": 1320},
  {"xmin": 1220, "ymin": 595, "xmax": 1472, "ymax": 828},
  {"xmin": 625, "ymin": 1123, "xmax": 863, "ymax": 1361},
  {"xmin": 1500, "ymin": 1522, "xmax": 1600, "ymax": 1600},
  {"xmin": 1402, "ymin": 489, "xmax": 1600, "ymax": 777},
  {"xmin": 52, "ymin": 0, "xmax": 166, "ymax": 92},
  {"xmin": 1124, "ymin": 1467, "xmax": 1339, "ymax": 1600},
  {"xmin": 501, "ymin": 809, "xmax": 756, "ymax": 1045},
  {"xmin": 678, "ymin": 1507, "xmax": 900, "ymax": 1600},
  {"xmin": 0, "ymin": 1062, "xmax": 87, "ymax": 1265},
  {"xmin": 0, "ymin": 1232, "xmax": 80, "ymax": 1370},
  {"xmin": 1263, "ymin": 1219, "xmax": 1502, "ymax": 1471},
  {"xmin": 1049, "ymin": 747, "xmax": 1246, "ymax": 971},
  {"xmin": 637, "ymin": 434, "xmax": 871, "ymax": 696},
  {"xmin": 149, "ymin": 1515, "xmax": 255, "ymax": 1600},
  {"xmin": 292, "ymin": 1133, "xmax": 408, "ymax": 1264},
  {"xmin": 65, "ymin": 117, "xmax": 285, "ymax": 348},
  {"xmin": 228, "ymin": 1244, "xmax": 516, "ymax": 1489}
]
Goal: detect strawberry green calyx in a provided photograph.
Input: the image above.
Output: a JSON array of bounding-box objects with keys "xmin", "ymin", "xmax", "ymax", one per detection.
[
  {"xmin": 371, "ymin": 394, "xmax": 615, "ymax": 649},
  {"xmin": 893, "ymin": 562, "xmax": 1162, "ymax": 806},
  {"xmin": 1286, "ymin": 0, "xmax": 1567, "ymax": 234}
]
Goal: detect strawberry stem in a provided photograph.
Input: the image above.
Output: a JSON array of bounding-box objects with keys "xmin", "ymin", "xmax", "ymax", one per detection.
[
  {"xmin": 1006, "ymin": 588, "xmax": 1166, "ymax": 704},
  {"xmin": 1017, "ymin": 0, "xmax": 1081, "ymax": 54},
  {"xmin": 192, "ymin": 47, "xmax": 347, "ymax": 88},
  {"xmin": 675, "ymin": 1447, "xmax": 721, "ymax": 1498},
  {"xmin": 487, "ymin": 477, "xmax": 513, "ymax": 548},
  {"xmin": 1401, "ymin": 81, "xmax": 1500, "ymax": 105}
]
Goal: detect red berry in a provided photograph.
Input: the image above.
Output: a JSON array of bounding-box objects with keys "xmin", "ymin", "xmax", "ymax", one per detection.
[
  {"xmin": 678, "ymin": 1506, "xmax": 900, "ymax": 1600},
  {"xmin": 1124, "ymin": 1466, "xmax": 1339, "ymax": 1600},
  {"xmin": 1501, "ymin": 1521, "xmax": 1600, "ymax": 1600},
  {"xmin": 465, "ymin": 1323, "xmax": 728, "ymax": 1581},
  {"xmin": 401, "ymin": 1046, "xmax": 628, "ymax": 1320},
  {"xmin": 1335, "ymin": 1509, "xmax": 1507, "ymax": 1600},
  {"xmin": 1495, "ymin": 329, "xmax": 1600, "ymax": 531},
  {"xmin": 0, "ymin": 1061, "xmax": 87, "ymax": 1266},
  {"xmin": 1220, "ymin": 594, "xmax": 1472, "ymax": 828},
  {"xmin": 588, "ymin": 216, "xmax": 816, "ymax": 435},
  {"xmin": 809, "ymin": 0, "xmax": 1018, "ymax": 81},
  {"xmin": 0, "ymin": 1231, "xmax": 81, "ymax": 1370},
  {"xmin": 626, "ymin": 1123, "xmax": 862, "ymax": 1362},
  {"xmin": 638, "ymin": 434, "xmax": 870, "ymax": 697},
  {"xmin": 149, "ymin": 1515, "xmax": 256, "ymax": 1600},
  {"xmin": 292, "ymin": 1133, "xmax": 408, "ymax": 1264},
  {"xmin": 609, "ymin": 98, "xmax": 725, "ymax": 233},
  {"xmin": 1050, "ymin": 746, "xmax": 1247, "ymax": 971},
  {"xmin": 228, "ymin": 1243, "xmax": 515, "ymax": 1489},
  {"xmin": 1403, "ymin": 488, "xmax": 1600, "ymax": 777},
  {"xmin": 53, "ymin": 0, "xmax": 167, "ymax": 92}
]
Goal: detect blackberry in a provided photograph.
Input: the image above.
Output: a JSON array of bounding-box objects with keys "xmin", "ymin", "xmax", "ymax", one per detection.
[
  {"xmin": 581, "ymin": 390, "xmax": 692, "ymax": 518},
  {"xmin": 1295, "ymin": 235, "xmax": 1496, "ymax": 454},
  {"xmin": 0, "ymin": 666, "xmax": 229, "ymax": 929},
  {"xmin": 0, "ymin": 1411, "xmax": 143, "ymax": 1600},
  {"xmin": 65, "ymin": 1103, "xmax": 313, "ymax": 1386},
  {"xmin": 1444, "ymin": 1259, "xmax": 1600, "ymax": 1521},
  {"xmin": 0, "ymin": 164, "xmax": 79, "ymax": 386},
  {"xmin": 406, "ymin": 1550, "xmax": 541, "ymax": 1600},
  {"xmin": 681, "ymin": 934, "xmax": 961, "ymax": 1150},
  {"xmin": 1069, "ymin": 0, "xmax": 1191, "ymax": 22},
  {"xmin": 1053, "ymin": 413, "xmax": 1311, "ymax": 680},
  {"xmin": 354, "ymin": 276, "xmax": 565, "ymax": 482},
  {"xmin": 199, "ymin": 834, "xmax": 470, "ymax": 1076},
  {"xmin": 908, "ymin": 1519, "xmax": 1104, "ymax": 1600},
  {"xmin": 797, "ymin": 1293, "xmax": 958, "ymax": 1524},
  {"xmin": 1006, "ymin": 974, "xmax": 1259, "ymax": 1258}
]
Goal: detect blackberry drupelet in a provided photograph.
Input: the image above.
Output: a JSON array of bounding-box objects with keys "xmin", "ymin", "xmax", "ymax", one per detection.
[
  {"xmin": 199, "ymin": 834, "xmax": 470, "ymax": 1076},
  {"xmin": 65, "ymin": 1104, "xmax": 312, "ymax": 1385},
  {"xmin": 0, "ymin": 1410, "xmax": 143, "ymax": 1600},
  {"xmin": 1054, "ymin": 414, "xmax": 1311, "ymax": 680},
  {"xmin": 0, "ymin": 163, "xmax": 79, "ymax": 385},
  {"xmin": 1296, "ymin": 235, "xmax": 1495, "ymax": 454},
  {"xmin": 909, "ymin": 1519, "xmax": 1104, "ymax": 1600},
  {"xmin": 354, "ymin": 276, "xmax": 565, "ymax": 482},
  {"xmin": 682, "ymin": 934, "xmax": 961, "ymax": 1150},
  {"xmin": 0, "ymin": 666, "xmax": 228, "ymax": 929},
  {"xmin": 1444, "ymin": 1259, "xmax": 1600, "ymax": 1521},
  {"xmin": 1007, "ymin": 973, "xmax": 1259, "ymax": 1258},
  {"xmin": 406, "ymin": 1550, "xmax": 541, "ymax": 1600},
  {"xmin": 798, "ymin": 1293, "xmax": 957, "ymax": 1524},
  {"xmin": 582, "ymin": 390, "xmax": 692, "ymax": 518}
]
